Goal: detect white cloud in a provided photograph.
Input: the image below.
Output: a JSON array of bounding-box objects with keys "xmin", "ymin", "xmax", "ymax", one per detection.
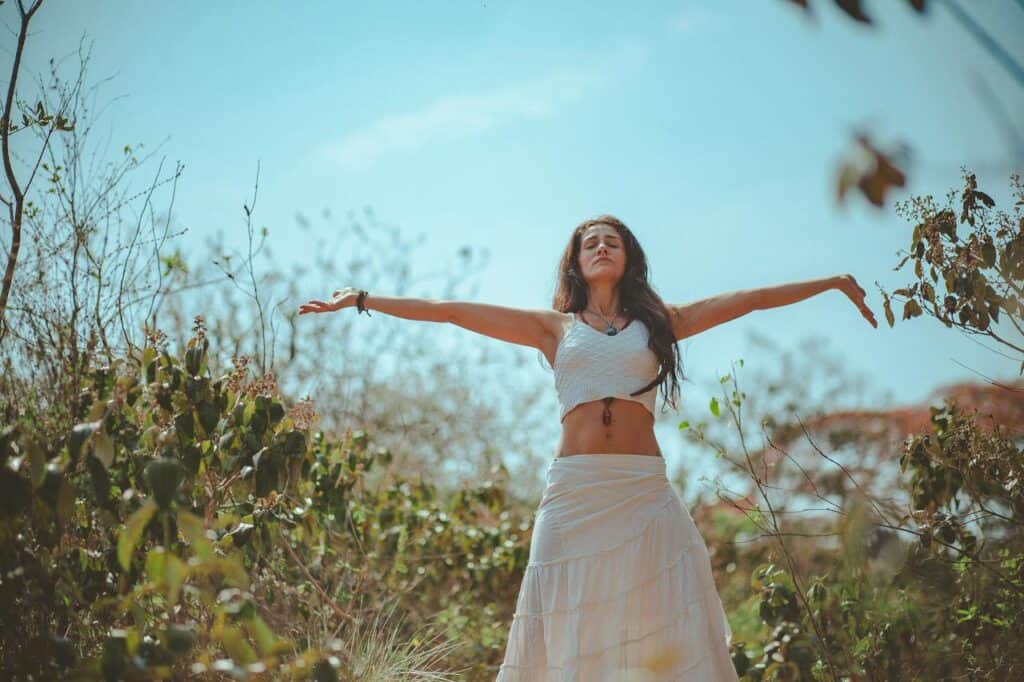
[{"xmin": 317, "ymin": 43, "xmax": 649, "ymax": 171}]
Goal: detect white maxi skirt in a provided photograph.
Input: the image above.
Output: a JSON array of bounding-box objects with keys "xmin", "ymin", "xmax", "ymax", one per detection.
[{"xmin": 496, "ymin": 453, "xmax": 739, "ymax": 682}]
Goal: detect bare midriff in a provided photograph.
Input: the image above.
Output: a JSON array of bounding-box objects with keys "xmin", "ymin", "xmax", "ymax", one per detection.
[{"xmin": 555, "ymin": 398, "xmax": 662, "ymax": 458}]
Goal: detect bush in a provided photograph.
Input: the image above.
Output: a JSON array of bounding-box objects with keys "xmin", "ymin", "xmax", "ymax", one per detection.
[{"xmin": 0, "ymin": 318, "xmax": 535, "ymax": 680}]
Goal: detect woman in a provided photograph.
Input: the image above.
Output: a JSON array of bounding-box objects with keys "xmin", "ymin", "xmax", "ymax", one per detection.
[{"xmin": 298, "ymin": 215, "xmax": 876, "ymax": 681}]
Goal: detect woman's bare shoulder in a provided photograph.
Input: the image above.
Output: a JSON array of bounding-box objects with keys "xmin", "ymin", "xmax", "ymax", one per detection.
[
  {"xmin": 539, "ymin": 310, "xmax": 575, "ymax": 340},
  {"xmin": 532, "ymin": 310, "xmax": 575, "ymax": 369}
]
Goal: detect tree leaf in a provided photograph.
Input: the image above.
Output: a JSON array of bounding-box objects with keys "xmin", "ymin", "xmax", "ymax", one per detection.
[
  {"xmin": 835, "ymin": 0, "xmax": 873, "ymax": 25},
  {"xmin": 57, "ymin": 477, "xmax": 75, "ymax": 526},
  {"xmin": 93, "ymin": 429, "xmax": 115, "ymax": 469},
  {"xmin": 143, "ymin": 458, "xmax": 185, "ymax": 510},
  {"xmin": 903, "ymin": 299, "xmax": 923, "ymax": 319},
  {"xmin": 163, "ymin": 552, "xmax": 188, "ymax": 604},
  {"xmin": 218, "ymin": 625, "xmax": 257, "ymax": 665},
  {"xmin": 145, "ymin": 546, "xmax": 167, "ymax": 582},
  {"xmin": 177, "ymin": 509, "xmax": 214, "ymax": 560},
  {"xmin": 68, "ymin": 421, "xmax": 100, "ymax": 463},
  {"xmin": 974, "ymin": 190, "xmax": 995, "ymax": 207},
  {"xmin": 836, "ymin": 162, "xmax": 859, "ymax": 204},
  {"xmin": 982, "ymin": 238, "xmax": 996, "ymax": 268},
  {"xmin": 118, "ymin": 498, "xmax": 158, "ymax": 571},
  {"xmin": 243, "ymin": 613, "xmax": 279, "ymax": 656},
  {"xmin": 26, "ymin": 439, "xmax": 46, "ymax": 489}
]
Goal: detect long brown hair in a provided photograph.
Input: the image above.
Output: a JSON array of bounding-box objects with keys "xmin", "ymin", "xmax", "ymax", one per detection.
[{"xmin": 552, "ymin": 214, "xmax": 684, "ymax": 414}]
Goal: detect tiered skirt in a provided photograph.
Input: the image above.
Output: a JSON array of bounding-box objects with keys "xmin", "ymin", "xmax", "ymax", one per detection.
[{"xmin": 496, "ymin": 453, "xmax": 739, "ymax": 682}]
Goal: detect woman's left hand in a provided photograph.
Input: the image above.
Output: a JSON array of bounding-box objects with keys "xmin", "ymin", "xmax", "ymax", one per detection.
[{"xmin": 837, "ymin": 274, "xmax": 877, "ymax": 328}]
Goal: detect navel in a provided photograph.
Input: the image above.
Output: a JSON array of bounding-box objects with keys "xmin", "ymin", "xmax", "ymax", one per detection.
[{"xmin": 601, "ymin": 397, "xmax": 614, "ymax": 426}]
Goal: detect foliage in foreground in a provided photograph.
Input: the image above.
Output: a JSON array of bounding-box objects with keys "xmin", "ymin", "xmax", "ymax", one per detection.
[
  {"xmin": 0, "ymin": 319, "xmax": 530, "ymax": 680},
  {"xmin": 727, "ymin": 397, "xmax": 1024, "ymax": 680},
  {"xmin": 5, "ymin": 319, "xmax": 1021, "ymax": 680}
]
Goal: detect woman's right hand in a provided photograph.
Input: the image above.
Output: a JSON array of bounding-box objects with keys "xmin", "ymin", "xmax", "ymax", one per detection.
[{"xmin": 297, "ymin": 287, "xmax": 360, "ymax": 316}]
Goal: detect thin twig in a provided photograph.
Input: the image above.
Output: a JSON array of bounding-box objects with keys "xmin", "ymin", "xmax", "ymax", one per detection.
[{"xmin": 277, "ymin": 533, "xmax": 357, "ymax": 625}]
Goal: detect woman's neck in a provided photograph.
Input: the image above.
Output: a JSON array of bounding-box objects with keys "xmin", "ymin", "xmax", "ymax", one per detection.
[{"xmin": 587, "ymin": 283, "xmax": 622, "ymax": 316}]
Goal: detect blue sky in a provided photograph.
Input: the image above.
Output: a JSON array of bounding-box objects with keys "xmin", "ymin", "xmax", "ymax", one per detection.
[{"xmin": 25, "ymin": 1, "xmax": 1024, "ymax": 498}]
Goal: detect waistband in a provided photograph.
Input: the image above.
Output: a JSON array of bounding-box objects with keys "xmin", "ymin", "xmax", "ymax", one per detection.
[{"xmin": 549, "ymin": 453, "xmax": 665, "ymax": 473}]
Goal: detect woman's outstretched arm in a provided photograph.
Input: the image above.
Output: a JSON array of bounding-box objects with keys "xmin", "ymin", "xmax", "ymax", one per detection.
[
  {"xmin": 666, "ymin": 274, "xmax": 876, "ymax": 341},
  {"xmin": 298, "ymin": 287, "xmax": 564, "ymax": 352},
  {"xmin": 757, "ymin": 274, "xmax": 876, "ymax": 328}
]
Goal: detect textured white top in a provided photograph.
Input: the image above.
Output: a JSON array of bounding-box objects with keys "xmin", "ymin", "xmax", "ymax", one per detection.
[{"xmin": 552, "ymin": 314, "xmax": 660, "ymax": 421}]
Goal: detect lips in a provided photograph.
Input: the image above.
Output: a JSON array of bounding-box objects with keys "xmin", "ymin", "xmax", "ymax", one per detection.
[{"xmin": 595, "ymin": 258, "xmax": 612, "ymax": 264}]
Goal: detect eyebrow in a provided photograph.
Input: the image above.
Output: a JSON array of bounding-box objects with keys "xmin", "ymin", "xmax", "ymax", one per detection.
[{"xmin": 582, "ymin": 233, "xmax": 620, "ymax": 242}]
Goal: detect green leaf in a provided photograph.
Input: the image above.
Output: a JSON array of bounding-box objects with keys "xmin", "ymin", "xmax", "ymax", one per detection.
[
  {"xmin": 144, "ymin": 458, "xmax": 185, "ymax": 510},
  {"xmin": 164, "ymin": 624, "xmax": 197, "ymax": 655},
  {"xmin": 197, "ymin": 401, "xmax": 219, "ymax": 435},
  {"xmin": 218, "ymin": 625, "xmax": 257, "ymax": 665},
  {"xmin": 101, "ymin": 630, "xmax": 128, "ymax": 680},
  {"xmin": 145, "ymin": 546, "xmax": 167, "ymax": 581},
  {"xmin": 26, "ymin": 439, "xmax": 46, "ymax": 489},
  {"xmin": 283, "ymin": 431, "xmax": 306, "ymax": 456},
  {"xmin": 678, "ymin": 421, "xmax": 690, "ymax": 431},
  {"xmin": 118, "ymin": 498, "xmax": 158, "ymax": 570},
  {"xmin": 243, "ymin": 613, "xmax": 279, "ymax": 656},
  {"xmin": 57, "ymin": 477, "xmax": 75, "ymax": 526},
  {"xmin": 93, "ymin": 429, "xmax": 115, "ymax": 469},
  {"xmin": 219, "ymin": 555, "xmax": 250, "ymax": 589},
  {"xmin": 177, "ymin": 509, "xmax": 214, "ymax": 560},
  {"xmin": 709, "ymin": 397, "xmax": 720, "ymax": 417},
  {"xmin": 68, "ymin": 421, "xmax": 100, "ymax": 463},
  {"xmin": 86, "ymin": 454, "xmax": 112, "ymax": 506},
  {"xmin": 146, "ymin": 547, "xmax": 189, "ymax": 603}
]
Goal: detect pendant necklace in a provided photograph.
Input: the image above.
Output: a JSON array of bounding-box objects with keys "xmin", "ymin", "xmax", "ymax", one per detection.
[{"xmin": 585, "ymin": 306, "xmax": 624, "ymax": 335}]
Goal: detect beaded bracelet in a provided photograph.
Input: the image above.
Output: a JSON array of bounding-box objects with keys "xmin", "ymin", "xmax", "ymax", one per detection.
[{"xmin": 355, "ymin": 289, "xmax": 372, "ymax": 316}]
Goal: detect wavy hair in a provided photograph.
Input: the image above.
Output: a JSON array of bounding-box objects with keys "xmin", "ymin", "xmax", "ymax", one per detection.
[{"xmin": 551, "ymin": 214, "xmax": 684, "ymax": 414}]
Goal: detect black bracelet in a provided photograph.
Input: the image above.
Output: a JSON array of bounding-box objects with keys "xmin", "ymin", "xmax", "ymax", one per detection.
[{"xmin": 356, "ymin": 289, "xmax": 371, "ymax": 316}]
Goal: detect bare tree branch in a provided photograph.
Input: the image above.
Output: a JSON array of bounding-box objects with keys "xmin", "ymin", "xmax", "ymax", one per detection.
[{"xmin": 0, "ymin": 0, "xmax": 45, "ymax": 339}]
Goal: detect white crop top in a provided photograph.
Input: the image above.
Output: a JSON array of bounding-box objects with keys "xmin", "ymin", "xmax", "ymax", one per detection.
[{"xmin": 552, "ymin": 313, "xmax": 660, "ymax": 421}]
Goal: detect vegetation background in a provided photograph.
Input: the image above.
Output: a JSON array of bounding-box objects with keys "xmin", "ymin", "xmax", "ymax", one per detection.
[{"xmin": 0, "ymin": 0, "xmax": 1022, "ymax": 679}]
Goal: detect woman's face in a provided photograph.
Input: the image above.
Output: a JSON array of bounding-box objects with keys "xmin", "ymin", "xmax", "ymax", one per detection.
[{"xmin": 577, "ymin": 223, "xmax": 626, "ymax": 286}]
